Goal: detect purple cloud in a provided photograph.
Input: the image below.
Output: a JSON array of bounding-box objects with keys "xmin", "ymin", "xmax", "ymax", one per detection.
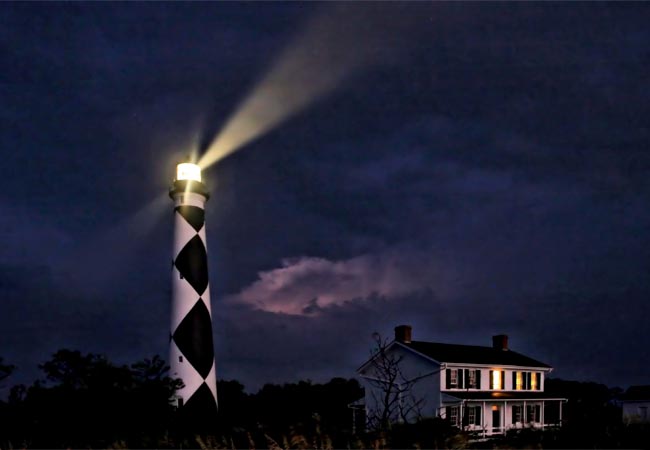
[{"xmin": 226, "ymin": 248, "xmax": 455, "ymax": 315}]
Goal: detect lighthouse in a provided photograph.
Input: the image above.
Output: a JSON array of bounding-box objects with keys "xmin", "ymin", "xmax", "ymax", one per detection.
[{"xmin": 169, "ymin": 162, "xmax": 218, "ymax": 424}]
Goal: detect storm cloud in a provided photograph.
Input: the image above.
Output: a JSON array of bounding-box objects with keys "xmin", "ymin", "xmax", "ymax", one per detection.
[{"xmin": 1, "ymin": 2, "xmax": 649, "ymax": 394}]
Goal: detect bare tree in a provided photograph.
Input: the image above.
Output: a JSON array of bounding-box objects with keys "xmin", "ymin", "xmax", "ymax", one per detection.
[{"xmin": 363, "ymin": 333, "xmax": 427, "ymax": 430}]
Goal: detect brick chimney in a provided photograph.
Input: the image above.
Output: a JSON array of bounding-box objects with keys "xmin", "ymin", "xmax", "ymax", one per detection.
[
  {"xmin": 492, "ymin": 334, "xmax": 508, "ymax": 351},
  {"xmin": 395, "ymin": 325, "xmax": 412, "ymax": 343}
]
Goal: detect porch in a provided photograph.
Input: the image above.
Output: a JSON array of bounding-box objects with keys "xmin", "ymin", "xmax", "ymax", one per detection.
[{"xmin": 440, "ymin": 392, "xmax": 567, "ymax": 438}]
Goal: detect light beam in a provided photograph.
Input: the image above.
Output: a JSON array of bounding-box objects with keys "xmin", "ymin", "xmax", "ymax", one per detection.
[
  {"xmin": 55, "ymin": 193, "xmax": 170, "ymax": 296},
  {"xmin": 198, "ymin": 4, "xmax": 418, "ymax": 170}
]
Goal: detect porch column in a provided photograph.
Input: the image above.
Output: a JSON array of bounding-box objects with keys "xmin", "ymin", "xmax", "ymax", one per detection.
[
  {"xmin": 524, "ymin": 400, "xmax": 527, "ymax": 423},
  {"xmin": 482, "ymin": 401, "xmax": 486, "ymax": 439}
]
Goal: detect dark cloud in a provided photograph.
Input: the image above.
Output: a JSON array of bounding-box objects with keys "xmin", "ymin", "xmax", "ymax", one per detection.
[{"xmin": 1, "ymin": 2, "xmax": 649, "ymax": 394}]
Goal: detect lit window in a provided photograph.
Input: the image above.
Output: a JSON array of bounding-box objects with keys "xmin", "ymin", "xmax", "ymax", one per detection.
[
  {"xmin": 530, "ymin": 372, "xmax": 537, "ymax": 390},
  {"xmin": 516, "ymin": 372, "xmax": 523, "ymax": 390},
  {"xmin": 492, "ymin": 370, "xmax": 501, "ymax": 390}
]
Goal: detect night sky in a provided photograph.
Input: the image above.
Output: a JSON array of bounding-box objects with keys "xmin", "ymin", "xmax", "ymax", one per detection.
[{"xmin": 1, "ymin": 3, "xmax": 649, "ymax": 395}]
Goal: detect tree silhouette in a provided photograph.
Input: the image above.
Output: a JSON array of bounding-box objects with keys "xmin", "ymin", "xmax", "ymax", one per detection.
[
  {"xmin": 0, "ymin": 349, "xmax": 181, "ymax": 449},
  {"xmin": 363, "ymin": 333, "xmax": 427, "ymax": 430}
]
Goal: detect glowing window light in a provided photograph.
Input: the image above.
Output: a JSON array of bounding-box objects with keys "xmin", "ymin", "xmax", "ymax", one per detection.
[
  {"xmin": 531, "ymin": 372, "xmax": 537, "ymax": 390},
  {"xmin": 176, "ymin": 163, "xmax": 202, "ymax": 182},
  {"xmin": 516, "ymin": 372, "xmax": 523, "ymax": 390},
  {"xmin": 492, "ymin": 370, "xmax": 501, "ymax": 390}
]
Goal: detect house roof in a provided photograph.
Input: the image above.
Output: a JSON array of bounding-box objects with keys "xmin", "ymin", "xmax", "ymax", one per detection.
[
  {"xmin": 404, "ymin": 341, "xmax": 551, "ymax": 368},
  {"xmin": 621, "ymin": 385, "xmax": 650, "ymax": 401}
]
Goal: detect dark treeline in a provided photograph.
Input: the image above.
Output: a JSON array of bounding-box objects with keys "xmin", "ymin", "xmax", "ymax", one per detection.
[
  {"xmin": 0, "ymin": 351, "xmax": 367, "ymax": 449},
  {"xmin": 0, "ymin": 351, "xmax": 181, "ymax": 448},
  {"xmin": 0, "ymin": 352, "xmax": 648, "ymax": 449}
]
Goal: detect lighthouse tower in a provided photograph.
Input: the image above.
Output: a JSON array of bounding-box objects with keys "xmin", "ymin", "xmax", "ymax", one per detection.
[{"xmin": 169, "ymin": 162, "xmax": 218, "ymax": 423}]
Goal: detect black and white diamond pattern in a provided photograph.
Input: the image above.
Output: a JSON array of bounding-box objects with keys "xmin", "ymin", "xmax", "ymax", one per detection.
[
  {"xmin": 170, "ymin": 199, "xmax": 218, "ymax": 416},
  {"xmin": 175, "ymin": 235, "xmax": 209, "ymax": 296},
  {"xmin": 173, "ymin": 299, "xmax": 214, "ymax": 378}
]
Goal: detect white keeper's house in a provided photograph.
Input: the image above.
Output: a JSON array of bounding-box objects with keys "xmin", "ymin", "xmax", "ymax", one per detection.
[{"xmin": 357, "ymin": 325, "xmax": 566, "ymax": 437}]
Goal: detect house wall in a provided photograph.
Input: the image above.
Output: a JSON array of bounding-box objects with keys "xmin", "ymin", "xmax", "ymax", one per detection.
[
  {"xmin": 622, "ymin": 401, "xmax": 650, "ymax": 423},
  {"xmin": 359, "ymin": 344, "xmax": 441, "ymax": 424}
]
